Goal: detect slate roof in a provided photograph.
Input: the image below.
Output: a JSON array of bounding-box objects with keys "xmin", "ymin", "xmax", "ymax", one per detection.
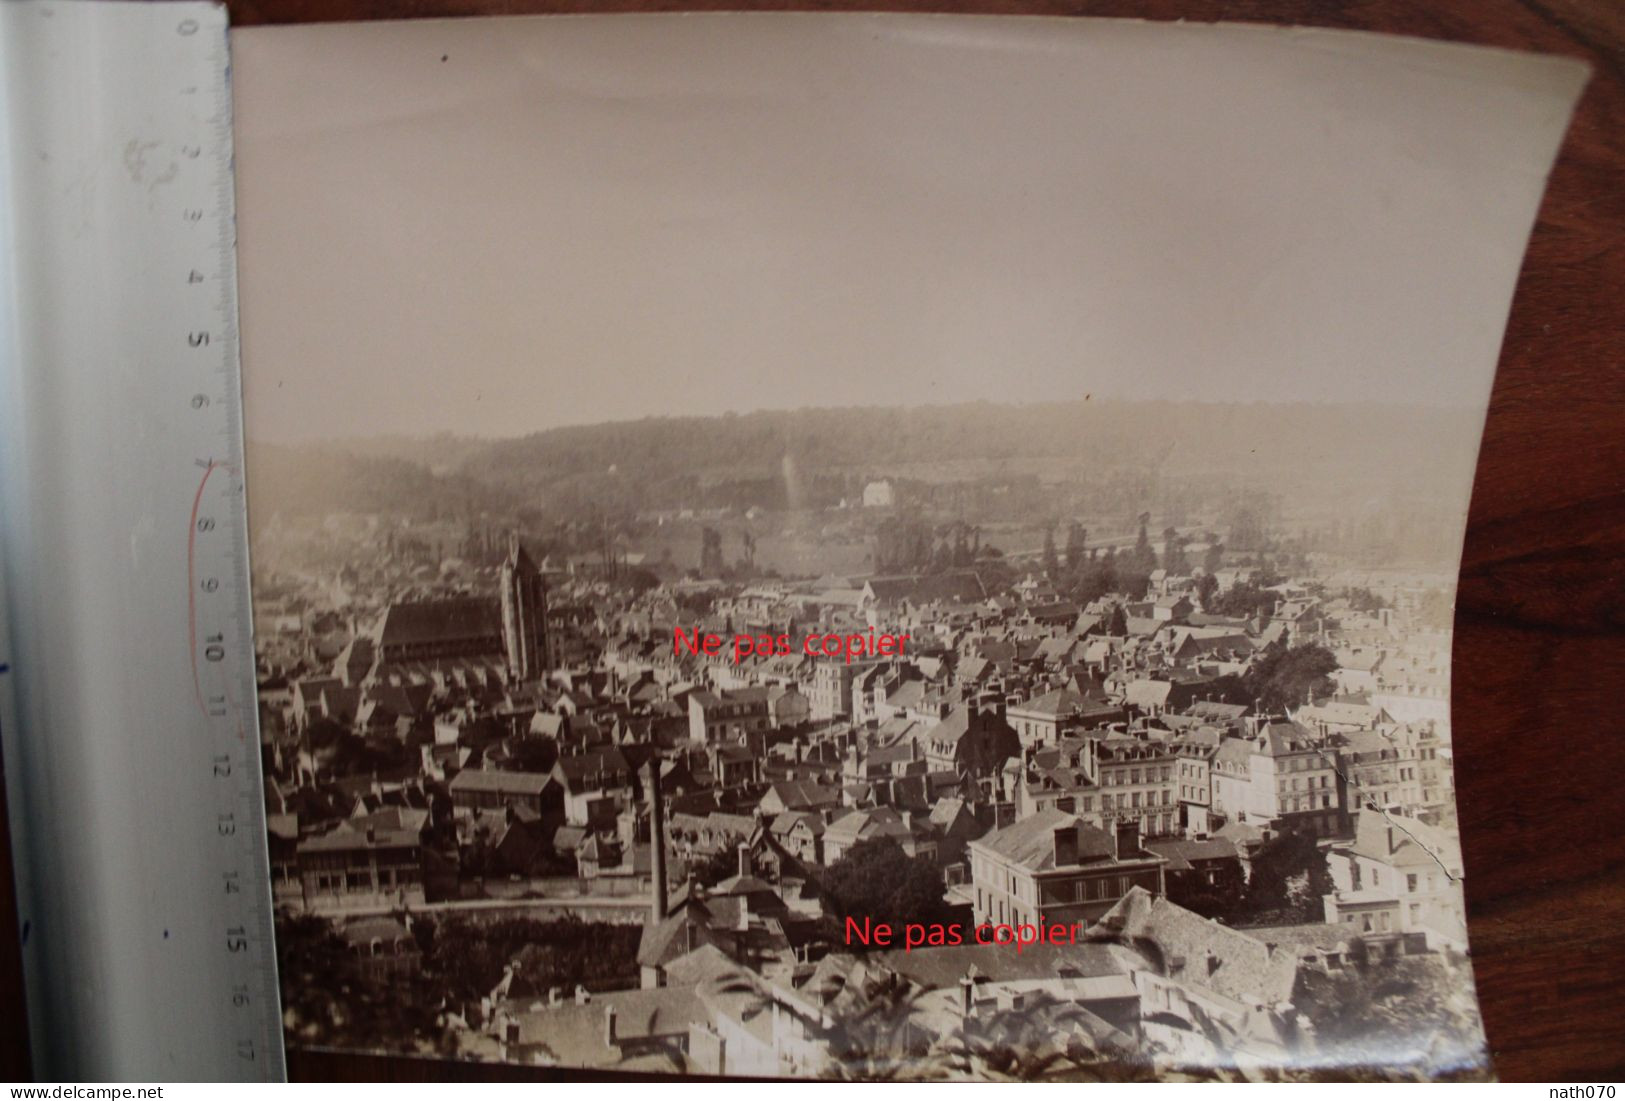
[
  {"xmin": 1143, "ymin": 837, "xmax": 1239, "ymax": 871},
  {"xmin": 1187, "ymin": 700, "xmax": 1248, "ymax": 722},
  {"xmin": 502, "ymin": 986, "xmax": 706, "ymax": 1068},
  {"xmin": 555, "ymin": 747, "xmax": 631, "ymax": 792},
  {"xmin": 266, "ymin": 813, "xmax": 300, "ymax": 842},
  {"xmin": 1213, "ymin": 737, "xmax": 1254, "ymax": 770},
  {"xmin": 1340, "ymin": 728, "xmax": 1399, "ymax": 757},
  {"xmin": 866, "ymin": 741, "xmax": 918, "ymax": 767},
  {"xmin": 824, "ymin": 807, "xmax": 917, "ymax": 847},
  {"xmin": 1212, "ymin": 820, "xmax": 1268, "ymax": 848},
  {"xmin": 927, "ymin": 796, "xmax": 974, "ymax": 830},
  {"xmin": 1346, "ymin": 810, "xmax": 1461, "ymax": 871},
  {"xmin": 1011, "ymin": 687, "xmax": 1087, "ymax": 719},
  {"xmin": 770, "ymin": 810, "xmax": 826, "ymax": 838},
  {"xmin": 341, "ymin": 916, "xmax": 413, "ymax": 948},
  {"xmin": 1094, "ymin": 887, "xmax": 1301, "ymax": 1007},
  {"xmin": 300, "ymin": 818, "xmax": 421, "ymax": 853},
  {"xmin": 865, "ymin": 571, "xmax": 985, "ymax": 606},
  {"xmin": 764, "ymin": 780, "xmax": 839, "ymax": 810},
  {"xmin": 885, "ymin": 680, "xmax": 929, "ymax": 710},
  {"xmin": 875, "ymin": 941, "xmax": 1129, "ymax": 987},
  {"xmin": 448, "ymin": 769, "xmax": 554, "ymax": 796},
  {"xmin": 1034, "ymin": 637, "xmax": 1078, "ymax": 664},
  {"xmin": 1027, "ymin": 766, "xmax": 1096, "ymax": 794},
  {"xmin": 1124, "ymin": 680, "xmax": 1173, "ymax": 708},
  {"xmin": 377, "ymin": 598, "xmax": 502, "ymax": 649},
  {"xmin": 971, "ymin": 809, "xmax": 1121, "ymax": 872},
  {"xmin": 921, "ymin": 707, "xmax": 976, "ymax": 748},
  {"xmin": 1258, "ymin": 720, "xmax": 1322, "ymax": 755},
  {"xmin": 956, "ymin": 655, "xmax": 995, "ymax": 683},
  {"xmin": 362, "ymin": 682, "xmax": 434, "ymax": 720},
  {"xmin": 1234, "ymin": 922, "xmax": 1368, "ymax": 952},
  {"xmin": 1297, "ymin": 700, "xmax": 1387, "ymax": 728}
]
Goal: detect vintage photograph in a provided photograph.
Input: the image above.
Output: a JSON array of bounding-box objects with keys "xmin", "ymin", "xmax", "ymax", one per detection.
[{"xmin": 230, "ymin": 13, "xmax": 1584, "ymax": 1080}]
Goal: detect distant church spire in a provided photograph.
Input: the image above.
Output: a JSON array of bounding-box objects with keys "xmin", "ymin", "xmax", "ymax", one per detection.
[{"xmin": 500, "ymin": 532, "xmax": 550, "ymax": 683}]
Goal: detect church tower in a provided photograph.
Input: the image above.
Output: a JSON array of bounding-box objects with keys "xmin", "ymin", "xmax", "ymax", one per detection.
[{"xmin": 500, "ymin": 533, "xmax": 549, "ymax": 683}]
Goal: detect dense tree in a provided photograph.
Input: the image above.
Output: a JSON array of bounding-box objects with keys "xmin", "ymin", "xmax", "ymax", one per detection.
[
  {"xmin": 819, "ymin": 838, "xmax": 953, "ymax": 933},
  {"xmin": 506, "ymin": 735, "xmax": 558, "ymax": 773},
  {"xmin": 688, "ymin": 846, "xmax": 744, "ymax": 888},
  {"xmin": 1067, "ymin": 554, "xmax": 1119, "ymax": 606},
  {"xmin": 1125, "ymin": 515, "xmax": 1158, "ymax": 575},
  {"xmin": 1063, "ymin": 523, "xmax": 1088, "ymax": 573},
  {"xmin": 1415, "ymin": 587, "xmax": 1456, "ymax": 631},
  {"xmin": 1165, "ymin": 862, "xmax": 1248, "ymax": 922},
  {"xmin": 275, "ymin": 912, "xmax": 449, "ymax": 1053},
  {"xmin": 819, "ymin": 970, "xmax": 933, "ymax": 1079},
  {"xmin": 674, "ymin": 589, "xmax": 718, "ymax": 616},
  {"xmin": 1346, "ymin": 587, "xmax": 1388, "ymax": 613},
  {"xmin": 803, "ymin": 966, "xmax": 1152, "ymax": 1081},
  {"xmin": 423, "ymin": 916, "xmax": 641, "ymax": 1003},
  {"xmin": 1042, "ymin": 524, "xmax": 1060, "ymax": 578},
  {"xmin": 622, "ymin": 566, "xmax": 662, "ymax": 594},
  {"xmin": 302, "ymin": 716, "xmax": 415, "ymax": 778},
  {"xmin": 1245, "ymin": 642, "xmax": 1339, "ymax": 712},
  {"xmin": 973, "ymin": 551, "xmax": 1017, "ymax": 595},
  {"xmin": 1239, "ymin": 829, "xmax": 1334, "ymax": 924},
  {"xmin": 935, "ymin": 990, "xmax": 1151, "ymax": 1081},
  {"xmin": 1196, "ymin": 673, "xmax": 1253, "ymax": 707},
  {"xmin": 1115, "ymin": 568, "xmax": 1153, "ymax": 602},
  {"xmin": 1293, "ymin": 952, "xmax": 1484, "ymax": 1073},
  {"xmin": 1161, "ymin": 527, "xmax": 1191, "ymax": 575},
  {"xmin": 1227, "ymin": 505, "xmax": 1270, "ymax": 553},
  {"xmin": 1207, "ymin": 580, "xmax": 1277, "ymax": 620},
  {"xmin": 1103, "ymin": 603, "xmax": 1129, "ymax": 638}
]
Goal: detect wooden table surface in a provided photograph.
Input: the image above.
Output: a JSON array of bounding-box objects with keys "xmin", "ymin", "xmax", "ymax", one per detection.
[{"xmin": 1, "ymin": 0, "xmax": 1620, "ymax": 1084}]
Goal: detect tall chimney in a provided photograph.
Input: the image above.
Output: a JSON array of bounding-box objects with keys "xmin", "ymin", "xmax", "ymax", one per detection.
[
  {"xmin": 1053, "ymin": 825, "xmax": 1079, "ymax": 867},
  {"xmin": 604, "ymin": 1006, "xmax": 618, "ymax": 1048},
  {"xmin": 736, "ymin": 841, "xmax": 750, "ymax": 880},
  {"xmin": 646, "ymin": 760, "xmax": 668, "ymax": 921},
  {"xmin": 1115, "ymin": 819, "xmax": 1140, "ymax": 859}
]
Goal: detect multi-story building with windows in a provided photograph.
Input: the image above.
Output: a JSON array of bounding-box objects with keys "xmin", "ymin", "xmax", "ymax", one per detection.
[
  {"xmin": 296, "ymin": 817, "xmax": 424, "ymax": 913},
  {"xmin": 1172, "ymin": 737, "xmax": 1216, "ymax": 836},
  {"xmin": 968, "ymin": 810, "xmax": 1166, "ymax": 928},
  {"xmin": 1338, "ymin": 724, "xmax": 1426, "ymax": 813},
  {"xmin": 1095, "ymin": 737, "xmax": 1180, "ymax": 839},
  {"xmin": 1210, "ymin": 721, "xmax": 1344, "ymax": 838},
  {"xmin": 688, "ymin": 687, "xmax": 772, "ymax": 745},
  {"xmin": 1324, "ymin": 810, "xmax": 1466, "ymax": 949},
  {"xmin": 808, "ymin": 658, "xmax": 881, "ymax": 720}
]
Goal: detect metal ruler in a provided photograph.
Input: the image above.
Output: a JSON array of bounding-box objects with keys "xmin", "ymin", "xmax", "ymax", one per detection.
[{"xmin": 0, "ymin": 0, "xmax": 284, "ymax": 1079}]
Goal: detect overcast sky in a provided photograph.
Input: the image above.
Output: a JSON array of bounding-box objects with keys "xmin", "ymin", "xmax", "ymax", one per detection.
[{"xmin": 231, "ymin": 14, "xmax": 1583, "ymax": 443}]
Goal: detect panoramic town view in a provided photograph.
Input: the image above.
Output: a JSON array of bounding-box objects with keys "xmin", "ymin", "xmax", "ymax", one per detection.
[{"xmin": 247, "ymin": 398, "xmax": 1486, "ymax": 1079}]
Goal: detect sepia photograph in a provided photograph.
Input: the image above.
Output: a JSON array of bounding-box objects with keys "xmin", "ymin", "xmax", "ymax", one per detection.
[{"xmin": 228, "ymin": 12, "xmax": 1587, "ymax": 1081}]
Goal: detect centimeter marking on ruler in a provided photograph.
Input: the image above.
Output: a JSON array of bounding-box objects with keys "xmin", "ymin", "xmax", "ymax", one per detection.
[{"xmin": 175, "ymin": 12, "xmax": 286, "ymax": 1079}]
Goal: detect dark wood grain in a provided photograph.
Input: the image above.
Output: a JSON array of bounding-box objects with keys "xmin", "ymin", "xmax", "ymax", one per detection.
[
  {"xmin": 0, "ymin": 734, "xmax": 34, "ymax": 1080},
  {"xmin": 1, "ymin": 0, "xmax": 1619, "ymax": 1084}
]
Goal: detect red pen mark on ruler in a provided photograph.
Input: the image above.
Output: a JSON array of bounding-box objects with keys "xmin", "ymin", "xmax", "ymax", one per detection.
[
  {"xmin": 188, "ymin": 460, "xmax": 219, "ymax": 721},
  {"xmin": 188, "ymin": 459, "xmax": 246, "ymax": 742}
]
